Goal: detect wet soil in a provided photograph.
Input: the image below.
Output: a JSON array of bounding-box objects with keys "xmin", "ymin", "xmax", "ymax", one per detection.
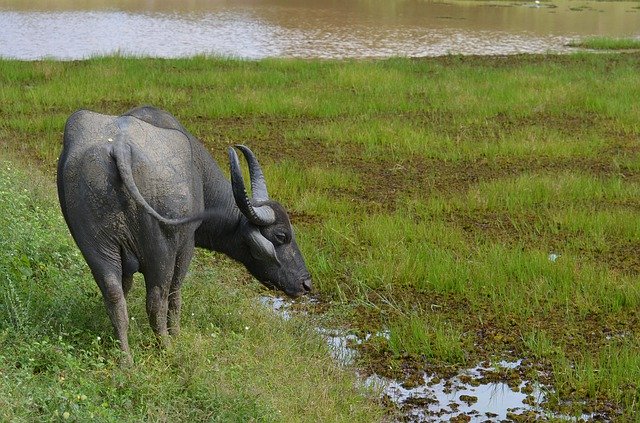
[
  {"xmin": 349, "ymin": 282, "xmax": 638, "ymax": 420},
  {"xmin": 262, "ymin": 293, "xmax": 626, "ymax": 422}
]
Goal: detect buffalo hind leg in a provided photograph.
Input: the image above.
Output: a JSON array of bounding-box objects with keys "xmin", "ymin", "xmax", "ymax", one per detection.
[
  {"xmin": 122, "ymin": 274, "xmax": 134, "ymax": 297},
  {"xmin": 93, "ymin": 268, "xmax": 132, "ymax": 365},
  {"xmin": 167, "ymin": 289, "xmax": 182, "ymax": 337},
  {"xmin": 143, "ymin": 260, "xmax": 175, "ymax": 349},
  {"xmin": 168, "ymin": 248, "xmax": 193, "ymax": 337}
]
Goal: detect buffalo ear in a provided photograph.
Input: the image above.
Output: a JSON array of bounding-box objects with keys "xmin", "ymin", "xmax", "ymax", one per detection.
[{"xmin": 244, "ymin": 223, "xmax": 280, "ymax": 265}]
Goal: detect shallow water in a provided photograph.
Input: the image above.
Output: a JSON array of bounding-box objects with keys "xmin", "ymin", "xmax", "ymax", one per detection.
[
  {"xmin": 1, "ymin": 0, "xmax": 640, "ymax": 60},
  {"xmin": 258, "ymin": 295, "xmax": 561, "ymax": 421},
  {"xmin": 258, "ymin": 295, "xmax": 293, "ymax": 321},
  {"xmin": 365, "ymin": 362, "xmax": 547, "ymax": 422}
]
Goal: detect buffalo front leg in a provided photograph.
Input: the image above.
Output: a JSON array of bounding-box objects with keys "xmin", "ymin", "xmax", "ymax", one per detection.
[{"xmin": 94, "ymin": 270, "xmax": 132, "ymax": 365}]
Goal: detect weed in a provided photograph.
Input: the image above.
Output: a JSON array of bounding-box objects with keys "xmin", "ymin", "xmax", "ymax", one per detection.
[{"xmin": 388, "ymin": 312, "xmax": 467, "ymax": 364}]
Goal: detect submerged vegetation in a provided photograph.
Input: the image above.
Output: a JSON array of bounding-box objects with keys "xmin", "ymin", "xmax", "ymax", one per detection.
[{"xmin": 1, "ymin": 52, "xmax": 639, "ymax": 420}]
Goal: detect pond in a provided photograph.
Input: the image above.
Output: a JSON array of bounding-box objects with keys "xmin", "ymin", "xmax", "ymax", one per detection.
[{"xmin": 1, "ymin": 0, "xmax": 640, "ymax": 60}]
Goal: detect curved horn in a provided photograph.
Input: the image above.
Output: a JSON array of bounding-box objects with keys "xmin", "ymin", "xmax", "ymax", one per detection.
[
  {"xmin": 235, "ymin": 144, "xmax": 269, "ymax": 202},
  {"xmin": 228, "ymin": 147, "xmax": 276, "ymax": 226}
]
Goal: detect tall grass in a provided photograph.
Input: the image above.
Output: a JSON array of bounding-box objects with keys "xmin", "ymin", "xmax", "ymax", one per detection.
[{"xmin": 552, "ymin": 340, "xmax": 640, "ymax": 414}]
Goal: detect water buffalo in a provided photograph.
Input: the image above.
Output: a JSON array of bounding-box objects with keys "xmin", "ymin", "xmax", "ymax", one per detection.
[{"xmin": 57, "ymin": 106, "xmax": 312, "ymax": 362}]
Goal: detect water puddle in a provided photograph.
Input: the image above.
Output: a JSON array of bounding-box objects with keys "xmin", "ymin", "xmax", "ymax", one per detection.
[
  {"xmin": 259, "ymin": 294, "xmax": 361, "ymax": 365},
  {"xmin": 258, "ymin": 295, "xmax": 293, "ymax": 321},
  {"xmin": 257, "ymin": 294, "xmax": 575, "ymax": 421},
  {"xmin": 316, "ymin": 328, "xmax": 360, "ymax": 366},
  {"xmin": 364, "ymin": 361, "xmax": 549, "ymax": 422}
]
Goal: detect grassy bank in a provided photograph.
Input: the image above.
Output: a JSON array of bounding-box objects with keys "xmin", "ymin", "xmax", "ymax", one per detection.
[
  {"xmin": 568, "ymin": 37, "xmax": 640, "ymax": 51},
  {"xmin": 1, "ymin": 53, "xmax": 639, "ymax": 420},
  {"xmin": 0, "ymin": 160, "xmax": 380, "ymax": 421}
]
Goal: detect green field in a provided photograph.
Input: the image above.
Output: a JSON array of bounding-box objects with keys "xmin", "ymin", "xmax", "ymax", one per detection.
[{"xmin": 1, "ymin": 53, "xmax": 639, "ymax": 421}]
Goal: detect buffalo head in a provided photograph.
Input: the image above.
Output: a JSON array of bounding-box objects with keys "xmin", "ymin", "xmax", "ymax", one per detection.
[{"xmin": 229, "ymin": 145, "xmax": 312, "ymax": 298}]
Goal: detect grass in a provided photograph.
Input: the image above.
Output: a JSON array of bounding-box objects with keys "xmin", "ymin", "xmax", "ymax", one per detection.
[
  {"xmin": 1, "ymin": 52, "xmax": 640, "ymax": 420},
  {"xmin": 568, "ymin": 37, "xmax": 640, "ymax": 51},
  {"xmin": 0, "ymin": 159, "xmax": 380, "ymax": 422},
  {"xmin": 387, "ymin": 313, "xmax": 467, "ymax": 364}
]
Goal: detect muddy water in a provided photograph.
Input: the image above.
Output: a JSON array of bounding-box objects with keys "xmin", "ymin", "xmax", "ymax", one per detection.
[{"xmin": 1, "ymin": 0, "xmax": 640, "ymax": 60}]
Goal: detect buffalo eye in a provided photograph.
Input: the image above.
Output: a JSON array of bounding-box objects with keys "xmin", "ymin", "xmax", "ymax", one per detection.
[{"xmin": 274, "ymin": 232, "xmax": 287, "ymax": 245}]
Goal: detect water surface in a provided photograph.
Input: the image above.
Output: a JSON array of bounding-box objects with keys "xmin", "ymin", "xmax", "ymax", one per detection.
[{"xmin": 1, "ymin": 0, "xmax": 640, "ymax": 59}]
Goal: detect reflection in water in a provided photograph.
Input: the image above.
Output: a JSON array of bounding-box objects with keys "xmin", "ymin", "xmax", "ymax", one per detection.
[
  {"xmin": 364, "ymin": 362, "xmax": 547, "ymax": 422},
  {"xmin": 0, "ymin": 11, "xmax": 282, "ymax": 59},
  {"xmin": 1, "ymin": 0, "xmax": 640, "ymax": 59}
]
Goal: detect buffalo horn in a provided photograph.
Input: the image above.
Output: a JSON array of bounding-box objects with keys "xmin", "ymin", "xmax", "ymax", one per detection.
[
  {"xmin": 228, "ymin": 147, "xmax": 276, "ymax": 226},
  {"xmin": 235, "ymin": 144, "xmax": 270, "ymax": 202}
]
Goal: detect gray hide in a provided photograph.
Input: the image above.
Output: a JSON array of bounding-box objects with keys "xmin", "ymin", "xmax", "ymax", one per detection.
[{"xmin": 57, "ymin": 106, "xmax": 311, "ymax": 362}]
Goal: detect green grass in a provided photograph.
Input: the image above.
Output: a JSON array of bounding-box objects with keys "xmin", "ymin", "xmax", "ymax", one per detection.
[
  {"xmin": 1, "ymin": 53, "xmax": 640, "ymax": 419},
  {"xmin": 388, "ymin": 313, "xmax": 467, "ymax": 364},
  {"xmin": 568, "ymin": 37, "xmax": 640, "ymax": 51},
  {"xmin": 0, "ymin": 160, "xmax": 380, "ymax": 422}
]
